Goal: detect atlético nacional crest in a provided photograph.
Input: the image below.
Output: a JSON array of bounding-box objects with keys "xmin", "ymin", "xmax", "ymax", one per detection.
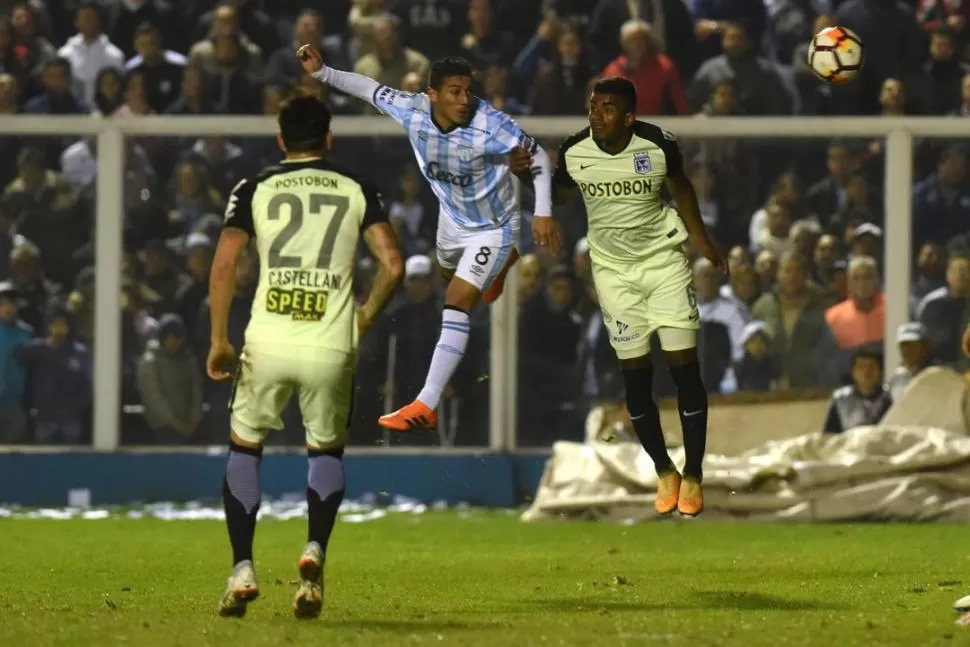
[{"xmin": 633, "ymin": 152, "xmax": 652, "ymax": 175}]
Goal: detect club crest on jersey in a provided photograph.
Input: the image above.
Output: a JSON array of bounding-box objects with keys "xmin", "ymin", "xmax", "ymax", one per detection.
[
  {"xmin": 634, "ymin": 152, "xmax": 652, "ymax": 175},
  {"xmin": 457, "ymin": 145, "xmax": 475, "ymax": 163}
]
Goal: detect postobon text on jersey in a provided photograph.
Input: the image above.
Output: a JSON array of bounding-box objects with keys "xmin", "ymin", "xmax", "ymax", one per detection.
[{"xmin": 579, "ymin": 178, "xmax": 653, "ymax": 198}]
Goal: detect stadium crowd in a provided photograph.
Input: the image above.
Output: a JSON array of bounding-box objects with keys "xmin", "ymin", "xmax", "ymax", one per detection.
[{"xmin": 0, "ymin": 0, "xmax": 966, "ymax": 447}]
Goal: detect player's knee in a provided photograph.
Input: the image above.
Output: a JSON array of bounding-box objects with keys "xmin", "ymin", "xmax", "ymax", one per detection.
[
  {"xmin": 444, "ymin": 276, "xmax": 480, "ymax": 311},
  {"xmin": 657, "ymin": 328, "xmax": 697, "ymax": 364}
]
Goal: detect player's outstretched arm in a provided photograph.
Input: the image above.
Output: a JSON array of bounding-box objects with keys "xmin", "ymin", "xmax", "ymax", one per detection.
[
  {"xmin": 207, "ymin": 226, "xmax": 250, "ymax": 380},
  {"xmin": 359, "ymin": 222, "xmax": 404, "ymax": 334},
  {"xmin": 665, "ymin": 171, "xmax": 727, "ymax": 276},
  {"xmin": 298, "ymin": 44, "xmax": 387, "ymax": 112}
]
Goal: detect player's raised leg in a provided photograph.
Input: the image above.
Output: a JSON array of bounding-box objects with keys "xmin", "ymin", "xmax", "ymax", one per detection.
[
  {"xmin": 379, "ymin": 230, "xmax": 515, "ymax": 431},
  {"xmin": 219, "ymin": 431, "xmax": 264, "ymax": 617}
]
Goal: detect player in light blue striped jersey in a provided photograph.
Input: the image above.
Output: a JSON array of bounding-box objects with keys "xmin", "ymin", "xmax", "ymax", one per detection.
[{"xmin": 299, "ymin": 45, "xmax": 559, "ymax": 432}]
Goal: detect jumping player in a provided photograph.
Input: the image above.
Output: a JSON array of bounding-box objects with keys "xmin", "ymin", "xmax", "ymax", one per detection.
[
  {"xmin": 207, "ymin": 94, "xmax": 403, "ymax": 618},
  {"xmin": 552, "ymin": 77, "xmax": 727, "ymax": 517},
  {"xmin": 297, "ymin": 45, "xmax": 560, "ymax": 431}
]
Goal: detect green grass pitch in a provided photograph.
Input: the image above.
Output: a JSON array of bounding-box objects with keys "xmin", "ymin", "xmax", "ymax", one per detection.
[{"xmin": 2, "ymin": 512, "xmax": 969, "ymax": 646}]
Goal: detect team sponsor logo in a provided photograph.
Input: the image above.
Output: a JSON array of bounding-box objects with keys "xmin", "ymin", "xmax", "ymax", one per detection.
[
  {"xmin": 469, "ymin": 264, "xmax": 485, "ymax": 277},
  {"xmin": 266, "ymin": 288, "xmax": 328, "ymax": 321},
  {"xmin": 578, "ymin": 178, "xmax": 653, "ymax": 198},
  {"xmin": 634, "ymin": 152, "xmax": 652, "ymax": 175},
  {"xmin": 426, "ymin": 161, "xmax": 474, "ymax": 187}
]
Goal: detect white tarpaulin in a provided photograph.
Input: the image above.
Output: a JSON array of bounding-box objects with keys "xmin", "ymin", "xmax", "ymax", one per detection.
[{"xmin": 522, "ymin": 367, "xmax": 970, "ymax": 524}]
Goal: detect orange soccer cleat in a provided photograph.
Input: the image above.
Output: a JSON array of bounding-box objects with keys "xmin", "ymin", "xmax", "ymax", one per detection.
[
  {"xmin": 678, "ymin": 477, "xmax": 704, "ymax": 517},
  {"xmin": 482, "ymin": 248, "xmax": 520, "ymax": 305},
  {"xmin": 655, "ymin": 469, "xmax": 681, "ymax": 515},
  {"xmin": 378, "ymin": 400, "xmax": 438, "ymax": 431}
]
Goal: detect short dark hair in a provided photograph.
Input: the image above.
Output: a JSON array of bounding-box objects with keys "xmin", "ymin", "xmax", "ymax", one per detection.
[
  {"xmin": 278, "ymin": 93, "xmax": 332, "ymax": 152},
  {"xmin": 46, "ymin": 57, "xmax": 72, "ymax": 75},
  {"xmin": 429, "ymin": 57, "xmax": 474, "ymax": 90},
  {"xmin": 135, "ymin": 21, "xmax": 159, "ymax": 39},
  {"xmin": 851, "ymin": 348, "xmax": 883, "ymax": 372},
  {"xmin": 76, "ymin": 1, "xmax": 100, "ymax": 18},
  {"xmin": 592, "ymin": 76, "xmax": 637, "ymax": 113}
]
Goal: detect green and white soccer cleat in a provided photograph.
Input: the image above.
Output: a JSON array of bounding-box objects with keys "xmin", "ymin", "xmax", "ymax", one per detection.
[
  {"xmin": 218, "ymin": 560, "xmax": 260, "ymax": 617},
  {"xmin": 293, "ymin": 541, "xmax": 324, "ymax": 619}
]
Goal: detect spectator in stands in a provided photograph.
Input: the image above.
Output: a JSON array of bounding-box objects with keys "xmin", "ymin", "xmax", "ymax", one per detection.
[
  {"xmin": 349, "ymin": 0, "xmax": 383, "ymax": 61},
  {"xmin": 461, "ymin": 0, "xmax": 517, "ymax": 73},
  {"xmin": 125, "ymin": 22, "xmax": 186, "ymax": 113},
  {"xmin": 822, "ymin": 255, "xmax": 885, "ymax": 384},
  {"xmin": 847, "ymin": 223, "xmax": 882, "ymax": 264},
  {"xmin": 7, "ymin": 3, "xmax": 55, "ymax": 97},
  {"xmin": 0, "ymin": 281, "xmax": 31, "ymax": 442},
  {"xmin": 164, "ymin": 61, "xmax": 214, "ymax": 116},
  {"xmin": 168, "ymin": 160, "xmax": 225, "ymax": 235},
  {"xmin": 919, "ymin": 28, "xmax": 969, "ymax": 114},
  {"xmin": 888, "ymin": 322, "xmax": 935, "ymax": 399},
  {"xmin": 733, "ymin": 321, "xmax": 780, "ymax": 392},
  {"xmin": 392, "ymin": 0, "xmax": 465, "ymax": 63},
  {"xmin": 207, "ymin": 34, "xmax": 261, "ymax": 114},
  {"xmin": 24, "ymin": 57, "xmax": 88, "ymax": 114},
  {"xmin": 877, "ymin": 77, "xmax": 908, "ymax": 116},
  {"xmin": 481, "ymin": 65, "xmax": 527, "ymax": 115},
  {"xmin": 805, "ymin": 141, "xmax": 853, "ymax": 227},
  {"xmin": 814, "ymin": 233, "xmax": 842, "ymax": 287},
  {"xmin": 529, "ymin": 25, "xmax": 596, "ymax": 115},
  {"xmin": 755, "ymin": 248, "xmax": 778, "ymax": 293},
  {"xmin": 136, "ymin": 312, "xmax": 204, "ymax": 444},
  {"xmin": 16, "ymin": 306, "xmax": 91, "ymax": 444},
  {"xmin": 389, "ymin": 165, "xmax": 433, "ymax": 258},
  {"xmin": 913, "ymin": 145, "xmax": 970, "ymax": 250},
  {"xmin": 753, "ymin": 197, "xmax": 795, "ymax": 256},
  {"xmin": 912, "ymin": 242, "xmax": 948, "ymax": 311},
  {"xmin": 139, "ymin": 239, "xmax": 189, "ymax": 314},
  {"xmin": 916, "ymin": 254, "xmax": 970, "ymax": 365},
  {"xmin": 6, "ymin": 243, "xmax": 55, "ymax": 333},
  {"xmin": 693, "ymin": 0, "xmax": 767, "ymax": 62},
  {"xmin": 194, "ymin": 0, "xmax": 276, "ymax": 58},
  {"xmin": 601, "ymin": 20, "xmax": 687, "ymax": 116},
  {"xmin": 353, "ymin": 14, "xmax": 429, "ymax": 114},
  {"xmin": 751, "ymin": 252, "xmax": 829, "ymax": 388},
  {"xmin": 918, "ymin": 0, "xmax": 970, "ymax": 50},
  {"xmin": 831, "ymin": 170, "xmax": 880, "ymax": 235},
  {"xmin": 91, "ymin": 66, "xmax": 122, "ymax": 115},
  {"xmin": 723, "ymin": 263, "xmax": 761, "ymax": 315},
  {"xmin": 690, "ymin": 21, "xmax": 792, "ymax": 116},
  {"xmin": 114, "ymin": 68, "xmax": 153, "ymax": 116},
  {"xmin": 189, "ymin": 4, "xmax": 262, "ymax": 79},
  {"xmin": 694, "ymin": 257, "xmax": 748, "ymax": 361},
  {"xmin": 266, "ymin": 9, "xmax": 346, "ymax": 88},
  {"xmin": 101, "ymin": 0, "xmax": 178, "ymax": 59},
  {"xmin": 56, "ymin": 2, "xmax": 124, "ymax": 107},
  {"xmin": 822, "ymin": 348, "xmax": 892, "ymax": 434},
  {"xmin": 748, "ymin": 171, "xmax": 802, "ymax": 250},
  {"xmin": 183, "ymin": 135, "xmax": 247, "ymax": 197},
  {"xmin": 578, "ymin": 282, "xmax": 623, "ymax": 407},
  {"xmin": 175, "ymin": 232, "xmax": 212, "ymax": 340},
  {"xmin": 585, "ymin": 0, "xmax": 697, "ymax": 79}
]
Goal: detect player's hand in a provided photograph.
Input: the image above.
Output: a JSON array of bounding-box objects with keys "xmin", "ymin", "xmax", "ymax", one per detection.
[
  {"xmin": 297, "ymin": 44, "xmax": 324, "ymax": 74},
  {"xmin": 697, "ymin": 237, "xmax": 728, "ymax": 278},
  {"xmin": 962, "ymin": 325, "xmax": 970, "ymax": 358},
  {"xmin": 508, "ymin": 146, "xmax": 533, "ymax": 175},
  {"xmin": 532, "ymin": 216, "xmax": 562, "ymax": 256},
  {"xmin": 207, "ymin": 339, "xmax": 236, "ymax": 381}
]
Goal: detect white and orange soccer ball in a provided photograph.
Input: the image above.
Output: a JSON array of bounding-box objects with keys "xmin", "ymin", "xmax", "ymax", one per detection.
[{"xmin": 807, "ymin": 26, "xmax": 864, "ymax": 84}]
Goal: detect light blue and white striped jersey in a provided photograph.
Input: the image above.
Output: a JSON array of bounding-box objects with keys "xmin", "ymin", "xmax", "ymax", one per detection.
[{"xmin": 372, "ymin": 85, "xmax": 536, "ymax": 231}]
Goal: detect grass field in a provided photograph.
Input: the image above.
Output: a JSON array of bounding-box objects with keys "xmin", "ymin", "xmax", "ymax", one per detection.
[{"xmin": 2, "ymin": 512, "xmax": 970, "ymax": 646}]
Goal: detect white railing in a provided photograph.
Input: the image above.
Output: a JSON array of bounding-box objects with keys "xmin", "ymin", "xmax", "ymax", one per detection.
[{"xmin": 0, "ymin": 114, "xmax": 948, "ymax": 452}]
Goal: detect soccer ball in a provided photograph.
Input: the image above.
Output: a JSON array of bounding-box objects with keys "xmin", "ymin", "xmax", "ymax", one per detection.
[{"xmin": 808, "ymin": 26, "xmax": 864, "ymax": 84}]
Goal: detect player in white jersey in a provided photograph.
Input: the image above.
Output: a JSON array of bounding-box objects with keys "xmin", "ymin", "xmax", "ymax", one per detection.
[
  {"xmin": 553, "ymin": 77, "xmax": 727, "ymax": 517},
  {"xmin": 298, "ymin": 46, "xmax": 560, "ymax": 431},
  {"xmin": 206, "ymin": 94, "xmax": 403, "ymax": 619}
]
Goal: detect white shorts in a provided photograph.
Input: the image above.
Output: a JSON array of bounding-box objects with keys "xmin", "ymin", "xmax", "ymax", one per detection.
[
  {"xmin": 229, "ymin": 344, "xmax": 354, "ymax": 449},
  {"xmin": 435, "ymin": 215, "xmax": 518, "ymax": 292},
  {"xmin": 592, "ymin": 245, "xmax": 699, "ymax": 360}
]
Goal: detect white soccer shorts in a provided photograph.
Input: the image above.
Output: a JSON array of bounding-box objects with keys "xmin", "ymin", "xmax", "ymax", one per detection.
[
  {"xmin": 592, "ymin": 245, "xmax": 699, "ymax": 360},
  {"xmin": 435, "ymin": 215, "xmax": 519, "ymax": 293},
  {"xmin": 229, "ymin": 344, "xmax": 354, "ymax": 449}
]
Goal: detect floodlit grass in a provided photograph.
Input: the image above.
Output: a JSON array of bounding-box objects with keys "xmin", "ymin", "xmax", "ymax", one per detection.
[{"xmin": 1, "ymin": 512, "xmax": 969, "ymax": 645}]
